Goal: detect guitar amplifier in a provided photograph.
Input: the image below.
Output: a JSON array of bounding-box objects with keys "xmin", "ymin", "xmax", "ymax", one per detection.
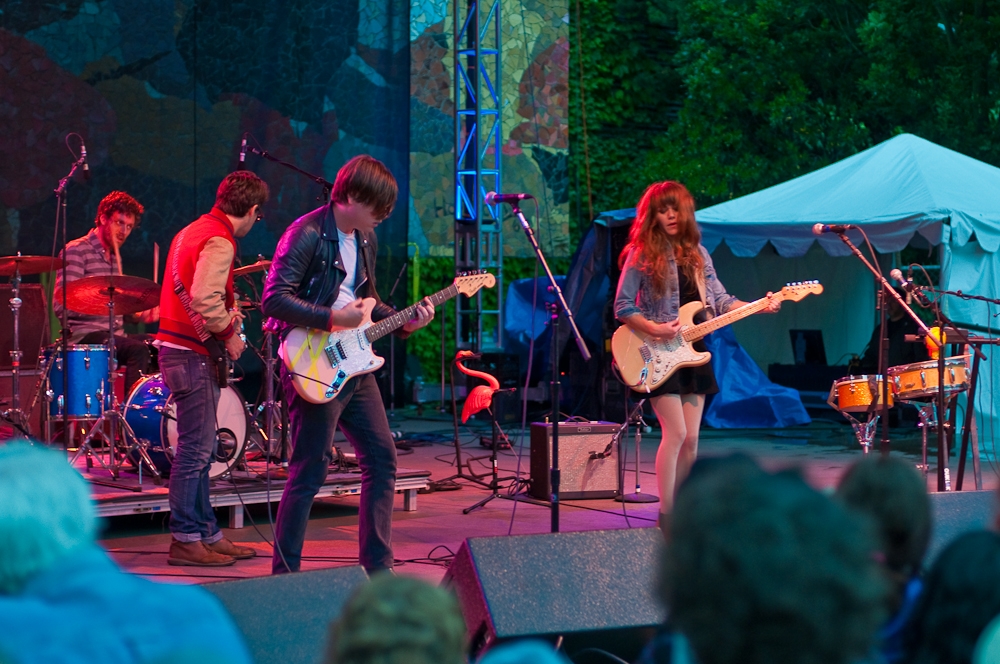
[{"xmin": 529, "ymin": 422, "xmax": 620, "ymax": 500}]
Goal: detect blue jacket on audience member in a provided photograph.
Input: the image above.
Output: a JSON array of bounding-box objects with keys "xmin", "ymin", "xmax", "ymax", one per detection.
[{"xmin": 0, "ymin": 545, "xmax": 252, "ymax": 664}]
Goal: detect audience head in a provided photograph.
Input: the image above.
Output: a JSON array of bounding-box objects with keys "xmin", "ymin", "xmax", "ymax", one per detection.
[
  {"xmin": 477, "ymin": 639, "xmax": 571, "ymax": 664},
  {"xmin": 0, "ymin": 442, "xmax": 96, "ymax": 594},
  {"xmin": 662, "ymin": 454, "xmax": 887, "ymax": 664},
  {"xmin": 325, "ymin": 573, "xmax": 466, "ymax": 664},
  {"xmin": 837, "ymin": 456, "xmax": 931, "ymax": 595},
  {"xmin": 903, "ymin": 530, "xmax": 1000, "ymax": 664}
]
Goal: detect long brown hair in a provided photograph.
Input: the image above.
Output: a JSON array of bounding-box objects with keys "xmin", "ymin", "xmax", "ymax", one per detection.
[{"xmin": 619, "ymin": 181, "xmax": 703, "ymax": 297}]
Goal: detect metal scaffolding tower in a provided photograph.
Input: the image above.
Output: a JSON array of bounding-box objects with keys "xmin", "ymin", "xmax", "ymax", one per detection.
[{"xmin": 454, "ymin": 0, "xmax": 503, "ymax": 350}]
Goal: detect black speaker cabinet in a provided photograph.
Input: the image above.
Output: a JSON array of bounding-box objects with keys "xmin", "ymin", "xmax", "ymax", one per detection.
[
  {"xmin": 206, "ymin": 565, "xmax": 368, "ymax": 664},
  {"xmin": 442, "ymin": 528, "xmax": 664, "ymax": 660},
  {"xmin": 529, "ymin": 421, "xmax": 620, "ymax": 500}
]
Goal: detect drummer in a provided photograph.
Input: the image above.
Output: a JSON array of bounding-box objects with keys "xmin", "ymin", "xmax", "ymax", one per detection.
[
  {"xmin": 857, "ymin": 285, "xmax": 928, "ymax": 374},
  {"xmin": 54, "ymin": 191, "xmax": 158, "ymax": 394}
]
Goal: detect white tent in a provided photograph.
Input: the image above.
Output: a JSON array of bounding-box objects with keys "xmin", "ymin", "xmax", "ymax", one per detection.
[{"xmin": 599, "ymin": 134, "xmax": 1000, "ymax": 450}]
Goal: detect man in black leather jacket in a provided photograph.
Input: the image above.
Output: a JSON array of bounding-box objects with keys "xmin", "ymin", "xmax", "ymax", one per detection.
[{"xmin": 261, "ymin": 155, "xmax": 434, "ymax": 574}]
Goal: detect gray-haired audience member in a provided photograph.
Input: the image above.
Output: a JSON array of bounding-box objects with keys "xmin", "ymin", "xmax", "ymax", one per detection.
[
  {"xmin": 902, "ymin": 530, "xmax": 1000, "ymax": 664},
  {"xmin": 0, "ymin": 443, "xmax": 252, "ymax": 664},
  {"xmin": 325, "ymin": 573, "xmax": 466, "ymax": 664},
  {"xmin": 657, "ymin": 454, "xmax": 887, "ymax": 664},
  {"xmin": 837, "ymin": 455, "xmax": 931, "ymax": 663}
]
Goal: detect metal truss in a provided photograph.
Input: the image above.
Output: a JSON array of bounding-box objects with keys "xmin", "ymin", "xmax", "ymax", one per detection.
[{"xmin": 454, "ymin": 0, "xmax": 503, "ymax": 350}]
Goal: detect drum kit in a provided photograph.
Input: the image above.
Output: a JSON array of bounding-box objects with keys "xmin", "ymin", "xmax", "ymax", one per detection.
[
  {"xmin": 2, "ymin": 255, "xmax": 277, "ymax": 488},
  {"xmin": 829, "ymin": 354, "xmax": 971, "ymax": 473}
]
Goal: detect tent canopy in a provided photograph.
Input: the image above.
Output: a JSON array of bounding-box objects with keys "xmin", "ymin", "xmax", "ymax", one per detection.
[{"xmin": 598, "ymin": 133, "xmax": 1000, "ymax": 256}]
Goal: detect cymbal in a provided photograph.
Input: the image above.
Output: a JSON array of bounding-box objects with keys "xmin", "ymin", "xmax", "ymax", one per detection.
[
  {"xmin": 0, "ymin": 255, "xmax": 64, "ymax": 276},
  {"xmin": 233, "ymin": 259, "xmax": 271, "ymax": 277},
  {"xmin": 63, "ymin": 275, "xmax": 160, "ymax": 316}
]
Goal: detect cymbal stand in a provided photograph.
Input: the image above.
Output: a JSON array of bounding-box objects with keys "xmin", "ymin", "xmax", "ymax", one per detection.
[
  {"xmin": 71, "ymin": 286, "xmax": 162, "ymax": 489},
  {"xmin": 462, "ymin": 388, "xmax": 520, "ymax": 514},
  {"xmin": 2, "ymin": 259, "xmax": 30, "ymax": 437}
]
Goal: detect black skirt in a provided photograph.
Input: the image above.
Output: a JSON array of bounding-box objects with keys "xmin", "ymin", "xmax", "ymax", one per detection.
[{"xmin": 644, "ymin": 338, "xmax": 719, "ymax": 397}]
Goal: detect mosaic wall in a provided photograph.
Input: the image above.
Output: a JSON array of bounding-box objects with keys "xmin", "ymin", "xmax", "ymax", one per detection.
[
  {"xmin": 408, "ymin": 0, "xmax": 570, "ymax": 259},
  {"xmin": 0, "ymin": 0, "xmax": 409, "ymax": 286},
  {"xmin": 0, "ymin": 0, "xmax": 570, "ymax": 284}
]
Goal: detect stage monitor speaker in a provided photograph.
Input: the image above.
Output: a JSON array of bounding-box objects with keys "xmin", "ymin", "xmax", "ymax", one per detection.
[
  {"xmin": 926, "ymin": 490, "xmax": 996, "ymax": 565},
  {"xmin": 0, "ymin": 284, "xmax": 49, "ymax": 369},
  {"xmin": 529, "ymin": 421, "xmax": 620, "ymax": 500},
  {"xmin": 442, "ymin": 528, "xmax": 664, "ymax": 660},
  {"xmin": 206, "ymin": 565, "xmax": 368, "ymax": 664}
]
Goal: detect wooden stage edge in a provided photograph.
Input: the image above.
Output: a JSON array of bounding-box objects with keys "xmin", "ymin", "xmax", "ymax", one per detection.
[{"xmin": 81, "ymin": 467, "xmax": 432, "ymax": 528}]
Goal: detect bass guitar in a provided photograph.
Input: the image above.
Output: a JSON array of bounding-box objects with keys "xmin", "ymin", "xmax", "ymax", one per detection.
[
  {"xmin": 281, "ymin": 272, "xmax": 496, "ymax": 404},
  {"xmin": 611, "ymin": 281, "xmax": 823, "ymax": 393}
]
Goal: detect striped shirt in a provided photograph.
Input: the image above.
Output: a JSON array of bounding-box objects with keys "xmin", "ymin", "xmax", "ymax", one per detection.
[{"xmin": 54, "ymin": 228, "xmax": 124, "ymax": 342}]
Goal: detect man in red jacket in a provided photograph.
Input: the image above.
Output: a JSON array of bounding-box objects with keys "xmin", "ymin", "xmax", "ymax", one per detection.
[{"xmin": 156, "ymin": 171, "xmax": 269, "ymax": 567}]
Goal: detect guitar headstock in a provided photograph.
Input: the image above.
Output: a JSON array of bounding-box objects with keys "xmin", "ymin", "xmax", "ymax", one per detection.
[
  {"xmin": 454, "ymin": 271, "xmax": 497, "ymax": 297},
  {"xmin": 777, "ymin": 280, "xmax": 824, "ymax": 302}
]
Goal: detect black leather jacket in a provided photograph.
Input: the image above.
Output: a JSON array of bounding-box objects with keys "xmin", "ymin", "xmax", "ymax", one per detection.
[{"xmin": 261, "ymin": 204, "xmax": 403, "ymax": 338}]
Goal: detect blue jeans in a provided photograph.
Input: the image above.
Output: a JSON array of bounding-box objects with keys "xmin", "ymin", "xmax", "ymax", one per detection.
[
  {"xmin": 160, "ymin": 347, "xmax": 223, "ymax": 544},
  {"xmin": 272, "ymin": 371, "xmax": 397, "ymax": 573}
]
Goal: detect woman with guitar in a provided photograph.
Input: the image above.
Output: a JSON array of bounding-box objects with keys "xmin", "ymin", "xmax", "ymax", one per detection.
[{"xmin": 614, "ymin": 181, "xmax": 780, "ymax": 529}]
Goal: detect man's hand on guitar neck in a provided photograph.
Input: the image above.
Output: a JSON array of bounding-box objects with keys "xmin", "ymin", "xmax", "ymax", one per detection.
[
  {"xmin": 224, "ymin": 332, "xmax": 246, "ymax": 360},
  {"xmin": 402, "ymin": 297, "xmax": 435, "ymax": 333}
]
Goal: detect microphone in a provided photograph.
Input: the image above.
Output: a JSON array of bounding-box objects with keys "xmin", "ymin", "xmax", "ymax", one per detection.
[
  {"xmin": 890, "ymin": 268, "xmax": 930, "ymax": 305},
  {"xmin": 812, "ymin": 223, "xmax": 856, "ymax": 235},
  {"xmin": 239, "ymin": 134, "xmax": 247, "ymax": 166},
  {"xmin": 80, "ymin": 141, "xmax": 90, "ymax": 181},
  {"xmin": 485, "ymin": 191, "xmax": 533, "ymax": 205}
]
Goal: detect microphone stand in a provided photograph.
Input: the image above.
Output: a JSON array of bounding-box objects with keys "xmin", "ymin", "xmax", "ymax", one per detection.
[
  {"xmin": 245, "ymin": 146, "xmax": 333, "ymax": 201},
  {"xmin": 53, "ymin": 154, "xmax": 86, "ymax": 450},
  {"xmin": 830, "ymin": 230, "xmax": 940, "ymax": 457},
  {"xmin": 505, "ymin": 200, "xmax": 591, "ymax": 533},
  {"xmin": 386, "ymin": 261, "xmax": 408, "ymax": 417}
]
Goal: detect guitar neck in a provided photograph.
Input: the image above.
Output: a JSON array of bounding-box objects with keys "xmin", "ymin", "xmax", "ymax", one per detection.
[
  {"xmin": 365, "ymin": 284, "xmax": 458, "ymax": 342},
  {"xmin": 681, "ymin": 296, "xmax": 774, "ymax": 343}
]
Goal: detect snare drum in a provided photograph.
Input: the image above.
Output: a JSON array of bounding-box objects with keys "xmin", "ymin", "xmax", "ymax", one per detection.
[
  {"xmin": 124, "ymin": 374, "xmax": 249, "ymax": 479},
  {"xmin": 829, "ymin": 375, "xmax": 893, "ymax": 412},
  {"xmin": 44, "ymin": 344, "xmax": 112, "ymax": 418},
  {"xmin": 888, "ymin": 355, "xmax": 970, "ymax": 401}
]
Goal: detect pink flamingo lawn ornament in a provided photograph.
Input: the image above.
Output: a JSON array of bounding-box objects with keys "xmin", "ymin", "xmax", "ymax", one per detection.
[{"xmin": 454, "ymin": 350, "xmax": 500, "ymax": 423}]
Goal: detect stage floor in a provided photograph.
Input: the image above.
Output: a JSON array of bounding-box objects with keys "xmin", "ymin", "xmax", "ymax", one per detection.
[{"xmin": 93, "ymin": 406, "xmax": 999, "ymax": 586}]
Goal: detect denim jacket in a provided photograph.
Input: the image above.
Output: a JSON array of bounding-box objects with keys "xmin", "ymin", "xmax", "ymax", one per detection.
[{"xmin": 614, "ymin": 244, "xmax": 736, "ymax": 324}]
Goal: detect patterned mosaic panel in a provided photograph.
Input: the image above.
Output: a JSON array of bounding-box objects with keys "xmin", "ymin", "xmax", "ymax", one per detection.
[
  {"xmin": 408, "ymin": 0, "xmax": 570, "ymax": 258},
  {"xmin": 1, "ymin": 0, "xmax": 409, "ymax": 283}
]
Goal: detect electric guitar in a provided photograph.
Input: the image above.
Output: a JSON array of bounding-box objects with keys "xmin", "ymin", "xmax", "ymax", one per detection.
[
  {"xmin": 611, "ymin": 281, "xmax": 824, "ymax": 393},
  {"xmin": 280, "ymin": 272, "xmax": 496, "ymax": 404}
]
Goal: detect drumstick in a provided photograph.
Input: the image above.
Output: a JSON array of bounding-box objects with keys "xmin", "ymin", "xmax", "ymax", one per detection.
[{"xmin": 153, "ymin": 242, "xmax": 159, "ymax": 284}]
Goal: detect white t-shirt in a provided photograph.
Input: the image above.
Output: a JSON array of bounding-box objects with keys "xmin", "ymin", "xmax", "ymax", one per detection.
[{"xmin": 332, "ymin": 228, "xmax": 359, "ymax": 310}]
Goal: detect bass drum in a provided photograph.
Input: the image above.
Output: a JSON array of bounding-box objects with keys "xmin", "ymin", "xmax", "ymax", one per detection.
[{"xmin": 124, "ymin": 374, "xmax": 248, "ymax": 479}]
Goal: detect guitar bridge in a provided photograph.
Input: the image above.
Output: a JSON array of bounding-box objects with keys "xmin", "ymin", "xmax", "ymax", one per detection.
[
  {"xmin": 639, "ymin": 345, "xmax": 652, "ymax": 363},
  {"xmin": 324, "ymin": 340, "xmax": 349, "ymax": 367}
]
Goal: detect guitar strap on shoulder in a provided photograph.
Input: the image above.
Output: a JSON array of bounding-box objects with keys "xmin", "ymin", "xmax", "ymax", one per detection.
[{"xmin": 171, "ymin": 225, "xmax": 230, "ymax": 387}]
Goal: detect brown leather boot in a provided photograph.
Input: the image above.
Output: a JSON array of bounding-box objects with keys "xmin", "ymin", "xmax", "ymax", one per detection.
[
  {"xmin": 168, "ymin": 539, "xmax": 236, "ymax": 567},
  {"xmin": 205, "ymin": 537, "xmax": 257, "ymax": 560}
]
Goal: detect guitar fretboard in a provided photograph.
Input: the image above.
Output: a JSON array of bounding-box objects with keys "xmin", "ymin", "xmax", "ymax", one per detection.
[
  {"xmin": 681, "ymin": 296, "xmax": 773, "ymax": 343},
  {"xmin": 365, "ymin": 284, "xmax": 459, "ymax": 342}
]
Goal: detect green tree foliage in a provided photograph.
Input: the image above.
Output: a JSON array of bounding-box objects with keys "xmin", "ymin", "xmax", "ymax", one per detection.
[
  {"xmin": 568, "ymin": 0, "xmax": 682, "ymax": 234},
  {"xmin": 639, "ymin": 0, "xmax": 1000, "ymax": 205}
]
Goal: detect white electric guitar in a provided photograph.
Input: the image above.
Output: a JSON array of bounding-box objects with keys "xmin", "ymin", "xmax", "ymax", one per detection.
[
  {"xmin": 280, "ymin": 272, "xmax": 496, "ymax": 403},
  {"xmin": 611, "ymin": 281, "xmax": 823, "ymax": 393}
]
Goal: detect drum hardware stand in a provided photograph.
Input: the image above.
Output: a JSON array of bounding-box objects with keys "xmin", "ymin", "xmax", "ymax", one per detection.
[
  {"xmin": 903, "ymin": 278, "xmax": 987, "ymax": 491},
  {"xmin": 70, "ymin": 286, "xmax": 162, "ymax": 489},
  {"xmin": 3, "ymin": 258, "xmax": 30, "ymax": 437},
  {"xmin": 830, "ymin": 231, "xmax": 941, "ymax": 457},
  {"xmin": 614, "ymin": 398, "xmax": 658, "ymax": 503}
]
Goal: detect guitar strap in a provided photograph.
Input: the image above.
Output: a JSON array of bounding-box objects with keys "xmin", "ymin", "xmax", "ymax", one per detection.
[{"xmin": 171, "ymin": 224, "xmax": 230, "ymax": 388}]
